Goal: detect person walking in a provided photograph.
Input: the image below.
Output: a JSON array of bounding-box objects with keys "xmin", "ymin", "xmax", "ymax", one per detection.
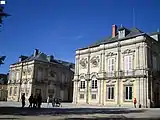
[
  {"xmin": 37, "ymin": 94, "xmax": 42, "ymax": 108},
  {"xmin": 33, "ymin": 95, "xmax": 37, "ymax": 108},
  {"xmin": 21, "ymin": 93, "xmax": 25, "ymax": 108},
  {"xmin": 47, "ymin": 96, "xmax": 50, "ymax": 108},
  {"xmin": 28, "ymin": 94, "xmax": 33, "ymax": 108},
  {"xmin": 133, "ymin": 98, "xmax": 137, "ymax": 108}
]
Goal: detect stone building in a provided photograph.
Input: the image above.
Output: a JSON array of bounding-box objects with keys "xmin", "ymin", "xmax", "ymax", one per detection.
[
  {"xmin": 0, "ymin": 73, "xmax": 8, "ymax": 101},
  {"xmin": 73, "ymin": 24, "xmax": 160, "ymax": 108},
  {"xmin": 7, "ymin": 49, "xmax": 74, "ymax": 102}
]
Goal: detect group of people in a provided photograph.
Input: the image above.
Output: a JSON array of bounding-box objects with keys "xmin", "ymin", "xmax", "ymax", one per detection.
[
  {"xmin": 21, "ymin": 93, "xmax": 42, "ymax": 108},
  {"xmin": 47, "ymin": 96, "xmax": 62, "ymax": 107}
]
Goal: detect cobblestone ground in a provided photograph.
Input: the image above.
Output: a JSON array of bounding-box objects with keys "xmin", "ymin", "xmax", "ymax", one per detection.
[{"xmin": 0, "ymin": 101, "xmax": 160, "ymax": 120}]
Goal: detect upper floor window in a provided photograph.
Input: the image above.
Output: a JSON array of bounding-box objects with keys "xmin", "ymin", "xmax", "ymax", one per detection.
[
  {"xmin": 16, "ymin": 72, "xmax": 19, "ymax": 80},
  {"xmin": 124, "ymin": 55, "xmax": 132, "ymax": 75},
  {"xmin": 118, "ymin": 30, "xmax": 125, "ymax": 39},
  {"xmin": 153, "ymin": 56, "xmax": 157, "ymax": 70},
  {"xmin": 108, "ymin": 58, "xmax": 115, "ymax": 76},
  {"xmin": 37, "ymin": 68, "xmax": 43, "ymax": 81},
  {"xmin": 91, "ymin": 77, "xmax": 98, "ymax": 89}
]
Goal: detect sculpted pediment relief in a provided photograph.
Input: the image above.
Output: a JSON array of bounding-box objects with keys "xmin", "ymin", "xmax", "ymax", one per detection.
[
  {"xmin": 122, "ymin": 49, "xmax": 135, "ymax": 54},
  {"xmin": 90, "ymin": 56, "xmax": 99, "ymax": 67},
  {"xmin": 80, "ymin": 58, "xmax": 88, "ymax": 69},
  {"xmin": 106, "ymin": 52, "xmax": 117, "ymax": 57}
]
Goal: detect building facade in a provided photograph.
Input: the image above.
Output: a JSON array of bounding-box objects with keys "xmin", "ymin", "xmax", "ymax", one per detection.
[
  {"xmin": 73, "ymin": 25, "xmax": 160, "ymax": 108},
  {"xmin": 7, "ymin": 49, "xmax": 74, "ymax": 102}
]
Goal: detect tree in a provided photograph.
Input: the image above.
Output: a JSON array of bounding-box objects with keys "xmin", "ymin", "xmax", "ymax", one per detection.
[
  {"xmin": 0, "ymin": 56, "xmax": 6, "ymax": 65},
  {"xmin": 0, "ymin": 4, "xmax": 9, "ymax": 65}
]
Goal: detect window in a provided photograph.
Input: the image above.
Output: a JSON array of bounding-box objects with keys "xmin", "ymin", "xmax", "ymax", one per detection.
[
  {"xmin": 37, "ymin": 68, "xmax": 43, "ymax": 81},
  {"xmin": 108, "ymin": 58, "xmax": 115, "ymax": 76},
  {"xmin": 14, "ymin": 87, "xmax": 17, "ymax": 95},
  {"xmin": 106, "ymin": 86, "xmax": 114, "ymax": 100},
  {"xmin": 153, "ymin": 56, "xmax": 157, "ymax": 70},
  {"xmin": 80, "ymin": 81, "xmax": 85, "ymax": 89},
  {"xmin": 124, "ymin": 55, "xmax": 132, "ymax": 75},
  {"xmin": 125, "ymin": 86, "xmax": 133, "ymax": 100},
  {"xmin": 91, "ymin": 79, "xmax": 97, "ymax": 89},
  {"xmin": 118, "ymin": 30, "xmax": 125, "ymax": 39},
  {"xmin": 91, "ymin": 94, "xmax": 96, "ymax": 99},
  {"xmin": 16, "ymin": 72, "xmax": 19, "ymax": 80},
  {"xmin": 9, "ymin": 87, "xmax": 12, "ymax": 96},
  {"xmin": 80, "ymin": 94, "xmax": 84, "ymax": 99}
]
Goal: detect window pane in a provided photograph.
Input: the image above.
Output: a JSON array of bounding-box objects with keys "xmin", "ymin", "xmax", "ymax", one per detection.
[
  {"xmin": 129, "ymin": 86, "xmax": 132, "ymax": 99},
  {"xmin": 83, "ymin": 81, "xmax": 85, "ymax": 88},
  {"xmin": 125, "ymin": 87, "xmax": 128, "ymax": 99},
  {"xmin": 111, "ymin": 87, "xmax": 114, "ymax": 99},
  {"xmin": 92, "ymin": 80, "xmax": 94, "ymax": 88},
  {"xmin": 108, "ymin": 87, "xmax": 110, "ymax": 99},
  {"xmin": 80, "ymin": 94, "xmax": 84, "ymax": 99},
  {"xmin": 95, "ymin": 80, "xmax": 97, "ymax": 88},
  {"xmin": 91, "ymin": 94, "xmax": 96, "ymax": 99}
]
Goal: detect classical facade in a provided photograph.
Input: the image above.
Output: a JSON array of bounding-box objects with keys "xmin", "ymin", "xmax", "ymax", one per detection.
[
  {"xmin": 73, "ymin": 25, "xmax": 160, "ymax": 108},
  {"xmin": 7, "ymin": 49, "xmax": 74, "ymax": 102}
]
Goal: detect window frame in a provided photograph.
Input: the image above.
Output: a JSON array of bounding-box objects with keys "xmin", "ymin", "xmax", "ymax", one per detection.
[
  {"xmin": 80, "ymin": 80, "xmax": 85, "ymax": 89},
  {"xmin": 106, "ymin": 85, "xmax": 115, "ymax": 101},
  {"xmin": 124, "ymin": 55, "xmax": 133, "ymax": 75},
  {"xmin": 9, "ymin": 87, "xmax": 12, "ymax": 96},
  {"xmin": 108, "ymin": 57, "xmax": 115, "ymax": 76},
  {"xmin": 124, "ymin": 85, "xmax": 133, "ymax": 101},
  {"xmin": 14, "ymin": 87, "xmax": 17, "ymax": 96},
  {"xmin": 79, "ymin": 94, "xmax": 84, "ymax": 99},
  {"xmin": 91, "ymin": 78, "xmax": 98, "ymax": 89}
]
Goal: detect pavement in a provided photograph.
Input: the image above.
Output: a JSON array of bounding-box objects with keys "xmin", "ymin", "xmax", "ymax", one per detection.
[{"xmin": 0, "ymin": 101, "xmax": 160, "ymax": 120}]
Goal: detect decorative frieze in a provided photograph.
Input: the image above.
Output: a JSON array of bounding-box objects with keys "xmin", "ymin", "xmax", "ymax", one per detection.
[
  {"xmin": 79, "ymin": 58, "xmax": 88, "ymax": 69},
  {"xmin": 122, "ymin": 49, "xmax": 135, "ymax": 54},
  {"xmin": 106, "ymin": 52, "xmax": 117, "ymax": 57},
  {"xmin": 90, "ymin": 56, "xmax": 100, "ymax": 67}
]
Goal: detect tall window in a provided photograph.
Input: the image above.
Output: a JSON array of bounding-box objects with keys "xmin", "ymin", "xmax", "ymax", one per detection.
[
  {"xmin": 9, "ymin": 87, "xmax": 12, "ymax": 96},
  {"xmin": 108, "ymin": 58, "xmax": 115, "ymax": 76},
  {"xmin": 124, "ymin": 55, "xmax": 132, "ymax": 75},
  {"xmin": 14, "ymin": 87, "xmax": 17, "ymax": 96},
  {"xmin": 80, "ymin": 80, "xmax": 85, "ymax": 89},
  {"xmin": 91, "ymin": 77, "xmax": 98, "ymax": 89},
  {"xmin": 125, "ymin": 86, "xmax": 132, "ymax": 100},
  {"xmin": 16, "ymin": 72, "xmax": 19, "ymax": 81},
  {"xmin": 153, "ymin": 56, "xmax": 157, "ymax": 70},
  {"xmin": 37, "ymin": 68, "xmax": 43, "ymax": 81},
  {"xmin": 106, "ymin": 86, "xmax": 114, "ymax": 100}
]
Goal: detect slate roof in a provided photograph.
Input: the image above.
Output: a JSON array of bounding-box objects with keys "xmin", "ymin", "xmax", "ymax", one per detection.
[
  {"xmin": 78, "ymin": 27, "xmax": 146, "ymax": 50},
  {"xmin": 11, "ymin": 52, "xmax": 75, "ymax": 72}
]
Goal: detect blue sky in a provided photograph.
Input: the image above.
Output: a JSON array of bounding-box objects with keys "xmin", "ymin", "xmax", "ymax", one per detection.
[{"xmin": 0, "ymin": 0, "xmax": 160, "ymax": 73}]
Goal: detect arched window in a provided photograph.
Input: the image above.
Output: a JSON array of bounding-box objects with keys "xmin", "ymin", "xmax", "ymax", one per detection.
[
  {"xmin": 91, "ymin": 76, "xmax": 97, "ymax": 89},
  {"xmin": 80, "ymin": 77, "xmax": 85, "ymax": 89}
]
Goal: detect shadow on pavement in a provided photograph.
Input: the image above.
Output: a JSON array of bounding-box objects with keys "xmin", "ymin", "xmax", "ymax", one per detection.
[{"xmin": 0, "ymin": 107, "xmax": 146, "ymax": 116}]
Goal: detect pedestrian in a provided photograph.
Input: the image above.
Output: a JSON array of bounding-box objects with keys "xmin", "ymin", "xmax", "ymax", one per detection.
[
  {"xmin": 47, "ymin": 96, "xmax": 50, "ymax": 108},
  {"xmin": 21, "ymin": 93, "xmax": 25, "ymax": 108},
  {"xmin": 33, "ymin": 95, "xmax": 37, "ymax": 108},
  {"xmin": 28, "ymin": 93, "xmax": 33, "ymax": 108},
  {"xmin": 133, "ymin": 98, "xmax": 137, "ymax": 108},
  {"xmin": 52, "ymin": 97, "xmax": 55, "ymax": 107},
  {"xmin": 37, "ymin": 93, "xmax": 42, "ymax": 108}
]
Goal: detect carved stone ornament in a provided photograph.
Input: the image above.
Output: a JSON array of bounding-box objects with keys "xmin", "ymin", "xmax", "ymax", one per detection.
[
  {"xmin": 80, "ymin": 58, "xmax": 88, "ymax": 68},
  {"xmin": 50, "ymin": 70, "xmax": 56, "ymax": 78},
  {"xmin": 122, "ymin": 49, "xmax": 135, "ymax": 54},
  {"xmin": 106, "ymin": 52, "xmax": 117, "ymax": 57},
  {"xmin": 91, "ymin": 56, "xmax": 99, "ymax": 67}
]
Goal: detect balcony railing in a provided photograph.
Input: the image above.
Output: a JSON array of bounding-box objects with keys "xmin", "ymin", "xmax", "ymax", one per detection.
[{"xmin": 105, "ymin": 70, "xmax": 136, "ymax": 78}]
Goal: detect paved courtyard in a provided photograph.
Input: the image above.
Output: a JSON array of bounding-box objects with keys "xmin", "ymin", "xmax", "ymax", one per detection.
[{"xmin": 0, "ymin": 102, "xmax": 160, "ymax": 120}]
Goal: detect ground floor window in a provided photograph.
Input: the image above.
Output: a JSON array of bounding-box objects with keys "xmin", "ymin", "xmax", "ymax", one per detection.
[
  {"xmin": 124, "ymin": 86, "xmax": 133, "ymax": 101},
  {"xmin": 9, "ymin": 87, "xmax": 12, "ymax": 96},
  {"xmin": 91, "ymin": 94, "xmax": 96, "ymax": 99},
  {"xmin": 79, "ymin": 94, "xmax": 84, "ymax": 99},
  {"xmin": 106, "ymin": 86, "xmax": 114, "ymax": 100},
  {"xmin": 14, "ymin": 87, "xmax": 17, "ymax": 96}
]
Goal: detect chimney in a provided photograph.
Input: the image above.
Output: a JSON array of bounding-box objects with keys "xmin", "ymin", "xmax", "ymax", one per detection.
[
  {"xmin": 112, "ymin": 24, "xmax": 117, "ymax": 38},
  {"xmin": 34, "ymin": 49, "xmax": 39, "ymax": 57}
]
